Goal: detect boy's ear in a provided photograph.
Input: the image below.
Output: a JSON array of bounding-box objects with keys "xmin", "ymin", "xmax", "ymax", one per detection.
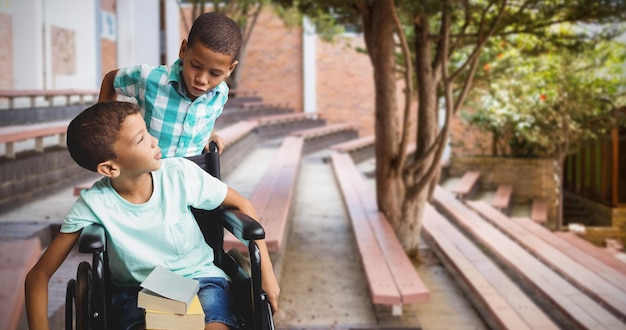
[
  {"xmin": 96, "ymin": 160, "xmax": 120, "ymax": 178},
  {"xmin": 179, "ymin": 40, "xmax": 188, "ymax": 59},
  {"xmin": 227, "ymin": 60, "xmax": 239, "ymax": 77}
]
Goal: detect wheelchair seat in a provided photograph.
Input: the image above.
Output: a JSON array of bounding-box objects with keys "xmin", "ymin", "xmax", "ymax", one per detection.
[{"xmin": 65, "ymin": 143, "xmax": 274, "ymax": 329}]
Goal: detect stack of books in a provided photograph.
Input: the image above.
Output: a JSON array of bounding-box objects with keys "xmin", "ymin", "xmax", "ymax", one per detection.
[{"xmin": 138, "ymin": 265, "xmax": 204, "ymax": 329}]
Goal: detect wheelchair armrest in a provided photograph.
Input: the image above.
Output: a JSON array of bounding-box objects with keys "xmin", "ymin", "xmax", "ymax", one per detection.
[
  {"xmin": 78, "ymin": 224, "xmax": 106, "ymax": 254},
  {"xmin": 217, "ymin": 209, "xmax": 265, "ymax": 242}
]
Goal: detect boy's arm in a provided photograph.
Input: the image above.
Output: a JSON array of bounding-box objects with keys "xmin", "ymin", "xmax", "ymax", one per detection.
[
  {"xmin": 25, "ymin": 231, "xmax": 81, "ymax": 330},
  {"xmin": 98, "ymin": 69, "xmax": 119, "ymax": 102},
  {"xmin": 221, "ymin": 187, "xmax": 280, "ymax": 313}
]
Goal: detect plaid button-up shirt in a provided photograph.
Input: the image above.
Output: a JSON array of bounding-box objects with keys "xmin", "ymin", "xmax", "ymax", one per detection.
[{"xmin": 113, "ymin": 59, "xmax": 229, "ymax": 158}]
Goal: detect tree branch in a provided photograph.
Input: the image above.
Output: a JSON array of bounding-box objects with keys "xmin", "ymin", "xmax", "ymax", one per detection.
[{"xmin": 392, "ymin": 0, "xmax": 414, "ymax": 174}]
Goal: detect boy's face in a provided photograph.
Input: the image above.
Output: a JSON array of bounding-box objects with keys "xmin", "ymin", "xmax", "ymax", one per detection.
[
  {"xmin": 179, "ymin": 40, "xmax": 238, "ymax": 101},
  {"xmin": 111, "ymin": 113, "xmax": 162, "ymax": 177}
]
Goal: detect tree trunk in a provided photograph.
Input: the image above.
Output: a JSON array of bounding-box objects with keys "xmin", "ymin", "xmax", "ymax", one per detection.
[
  {"xmin": 360, "ymin": 1, "xmax": 411, "ymax": 250},
  {"xmin": 397, "ymin": 14, "xmax": 439, "ymax": 257}
]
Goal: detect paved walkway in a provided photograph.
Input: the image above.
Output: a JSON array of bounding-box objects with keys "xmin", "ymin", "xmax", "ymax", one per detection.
[{"xmin": 1, "ymin": 139, "xmax": 486, "ymax": 329}]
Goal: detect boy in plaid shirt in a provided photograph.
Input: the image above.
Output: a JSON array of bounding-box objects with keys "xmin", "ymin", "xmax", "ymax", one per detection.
[{"xmin": 99, "ymin": 12, "xmax": 240, "ymax": 157}]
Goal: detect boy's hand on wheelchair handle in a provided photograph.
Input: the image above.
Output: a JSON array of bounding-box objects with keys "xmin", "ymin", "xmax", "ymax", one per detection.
[{"xmin": 206, "ymin": 134, "xmax": 225, "ymax": 154}]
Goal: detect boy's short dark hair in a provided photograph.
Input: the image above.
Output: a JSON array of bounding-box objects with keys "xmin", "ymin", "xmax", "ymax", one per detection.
[
  {"xmin": 187, "ymin": 12, "xmax": 242, "ymax": 61},
  {"xmin": 67, "ymin": 101, "xmax": 140, "ymax": 172}
]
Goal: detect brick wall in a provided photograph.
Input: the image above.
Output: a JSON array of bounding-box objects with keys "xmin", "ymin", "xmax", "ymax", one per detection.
[
  {"xmin": 0, "ymin": 12, "xmax": 13, "ymax": 89},
  {"xmin": 315, "ymin": 36, "xmax": 375, "ymax": 136},
  {"xmin": 237, "ymin": 8, "xmax": 303, "ymax": 113},
  {"xmin": 581, "ymin": 226, "xmax": 624, "ymax": 248}
]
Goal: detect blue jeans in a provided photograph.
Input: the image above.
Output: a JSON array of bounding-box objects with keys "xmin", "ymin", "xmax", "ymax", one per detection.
[{"xmin": 111, "ymin": 277, "xmax": 238, "ymax": 330}]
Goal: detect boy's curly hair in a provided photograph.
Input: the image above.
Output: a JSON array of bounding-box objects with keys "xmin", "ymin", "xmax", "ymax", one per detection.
[
  {"xmin": 67, "ymin": 101, "xmax": 140, "ymax": 172},
  {"xmin": 188, "ymin": 12, "xmax": 243, "ymax": 62}
]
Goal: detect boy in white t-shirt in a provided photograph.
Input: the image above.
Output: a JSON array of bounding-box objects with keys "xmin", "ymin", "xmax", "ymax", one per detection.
[{"xmin": 25, "ymin": 101, "xmax": 279, "ymax": 330}]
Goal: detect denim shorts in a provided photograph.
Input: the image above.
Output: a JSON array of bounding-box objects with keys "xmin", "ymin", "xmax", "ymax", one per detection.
[{"xmin": 111, "ymin": 277, "xmax": 238, "ymax": 330}]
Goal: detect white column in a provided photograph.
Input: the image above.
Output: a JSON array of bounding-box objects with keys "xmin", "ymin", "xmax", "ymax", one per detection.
[
  {"xmin": 12, "ymin": 0, "xmax": 44, "ymax": 89},
  {"xmin": 117, "ymin": 0, "xmax": 160, "ymax": 67},
  {"xmin": 165, "ymin": 0, "xmax": 180, "ymax": 65},
  {"xmin": 302, "ymin": 16, "xmax": 317, "ymax": 114}
]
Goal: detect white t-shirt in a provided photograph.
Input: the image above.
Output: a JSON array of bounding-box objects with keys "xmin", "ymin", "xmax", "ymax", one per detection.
[{"xmin": 61, "ymin": 157, "xmax": 229, "ymax": 287}]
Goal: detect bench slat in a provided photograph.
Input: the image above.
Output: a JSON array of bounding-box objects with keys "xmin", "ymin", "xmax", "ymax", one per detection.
[
  {"xmin": 256, "ymin": 113, "xmax": 317, "ymax": 125},
  {"xmin": 491, "ymin": 185, "xmax": 513, "ymax": 212},
  {"xmin": 531, "ymin": 198, "xmax": 548, "ymax": 222},
  {"xmin": 433, "ymin": 187, "xmax": 624, "ymax": 329},
  {"xmin": 345, "ymin": 160, "xmax": 429, "ymax": 303},
  {"xmin": 451, "ymin": 171, "xmax": 481, "ymax": 198},
  {"xmin": 331, "ymin": 152, "xmax": 402, "ymax": 305},
  {"xmin": 0, "ymin": 238, "xmax": 42, "ymax": 330},
  {"xmin": 511, "ymin": 216, "xmax": 626, "ymax": 292},
  {"xmin": 290, "ymin": 122, "xmax": 356, "ymax": 139},
  {"xmin": 330, "ymin": 135, "xmax": 375, "ymax": 153},
  {"xmin": 225, "ymin": 136, "xmax": 303, "ymax": 253},
  {"xmin": 555, "ymin": 231, "xmax": 626, "ymax": 275},
  {"xmin": 467, "ymin": 201, "xmax": 626, "ymax": 319},
  {"xmin": 0, "ymin": 120, "xmax": 69, "ymax": 143},
  {"xmin": 422, "ymin": 205, "xmax": 557, "ymax": 330},
  {"xmin": 217, "ymin": 120, "xmax": 258, "ymax": 148},
  {"xmin": 262, "ymin": 165, "xmax": 299, "ymax": 251}
]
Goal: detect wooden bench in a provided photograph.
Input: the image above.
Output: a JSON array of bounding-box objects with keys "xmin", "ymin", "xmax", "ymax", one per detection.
[
  {"xmin": 531, "ymin": 198, "xmax": 548, "ymax": 223},
  {"xmin": 0, "ymin": 120, "xmax": 69, "ymax": 159},
  {"xmin": 0, "ymin": 89, "xmax": 98, "ymax": 109},
  {"xmin": 326, "ymin": 135, "xmax": 375, "ymax": 164},
  {"xmin": 0, "ymin": 238, "xmax": 42, "ymax": 330},
  {"xmin": 224, "ymin": 136, "xmax": 304, "ymax": 253},
  {"xmin": 555, "ymin": 231, "xmax": 626, "ymax": 276},
  {"xmin": 466, "ymin": 200, "xmax": 626, "ymax": 320},
  {"xmin": 330, "ymin": 151, "xmax": 429, "ymax": 315},
  {"xmin": 218, "ymin": 103, "xmax": 292, "ymax": 128},
  {"xmin": 422, "ymin": 204, "xmax": 559, "ymax": 330},
  {"xmin": 491, "ymin": 184, "xmax": 513, "ymax": 214},
  {"xmin": 227, "ymin": 88, "xmax": 259, "ymax": 99},
  {"xmin": 290, "ymin": 122, "xmax": 359, "ymax": 154},
  {"xmin": 432, "ymin": 186, "xmax": 625, "ymax": 329},
  {"xmin": 451, "ymin": 171, "xmax": 481, "ymax": 199},
  {"xmin": 254, "ymin": 113, "xmax": 325, "ymax": 139},
  {"xmin": 218, "ymin": 120, "xmax": 259, "ymax": 149}
]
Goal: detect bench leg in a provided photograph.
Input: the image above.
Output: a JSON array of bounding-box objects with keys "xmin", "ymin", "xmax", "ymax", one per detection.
[
  {"xmin": 392, "ymin": 304, "xmax": 403, "ymax": 316},
  {"xmin": 59, "ymin": 133, "xmax": 67, "ymax": 147},
  {"xmin": 6, "ymin": 142, "xmax": 15, "ymax": 159},
  {"xmin": 35, "ymin": 137, "xmax": 44, "ymax": 153}
]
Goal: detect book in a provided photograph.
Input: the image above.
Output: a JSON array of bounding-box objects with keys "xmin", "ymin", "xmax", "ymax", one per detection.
[
  {"xmin": 138, "ymin": 265, "xmax": 200, "ymax": 314},
  {"xmin": 145, "ymin": 294, "xmax": 205, "ymax": 330}
]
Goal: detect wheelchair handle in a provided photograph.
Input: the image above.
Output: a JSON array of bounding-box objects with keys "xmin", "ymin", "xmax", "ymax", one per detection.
[{"xmin": 206, "ymin": 141, "xmax": 221, "ymax": 180}]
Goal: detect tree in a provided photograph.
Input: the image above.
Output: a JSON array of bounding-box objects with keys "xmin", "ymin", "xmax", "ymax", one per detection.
[
  {"xmin": 272, "ymin": 0, "xmax": 626, "ymax": 257},
  {"xmin": 463, "ymin": 36, "xmax": 626, "ymax": 229}
]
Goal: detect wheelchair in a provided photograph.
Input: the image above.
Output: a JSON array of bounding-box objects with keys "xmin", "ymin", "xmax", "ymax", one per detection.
[{"xmin": 64, "ymin": 143, "xmax": 275, "ymax": 329}]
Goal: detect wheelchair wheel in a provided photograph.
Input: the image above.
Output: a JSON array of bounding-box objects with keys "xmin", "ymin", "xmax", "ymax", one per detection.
[
  {"xmin": 65, "ymin": 279, "xmax": 75, "ymax": 330},
  {"xmin": 75, "ymin": 262, "xmax": 93, "ymax": 330}
]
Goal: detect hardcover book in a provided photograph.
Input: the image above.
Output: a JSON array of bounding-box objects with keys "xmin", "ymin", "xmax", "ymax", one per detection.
[
  {"xmin": 145, "ymin": 294, "xmax": 205, "ymax": 329},
  {"xmin": 138, "ymin": 265, "xmax": 200, "ymax": 314}
]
